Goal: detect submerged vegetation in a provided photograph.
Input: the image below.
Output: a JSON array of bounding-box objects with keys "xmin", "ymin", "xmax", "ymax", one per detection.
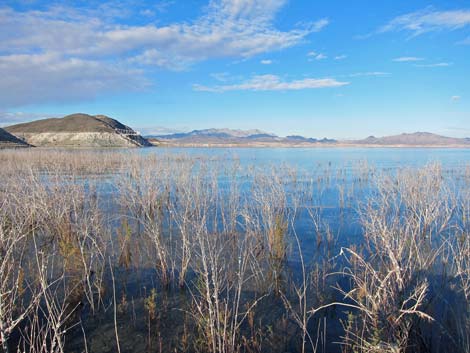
[{"xmin": 0, "ymin": 149, "xmax": 468, "ymax": 353}]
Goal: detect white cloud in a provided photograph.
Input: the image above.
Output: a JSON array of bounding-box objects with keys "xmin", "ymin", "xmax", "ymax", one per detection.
[
  {"xmin": 380, "ymin": 7, "xmax": 470, "ymax": 36},
  {"xmin": 0, "ymin": 111, "xmax": 59, "ymax": 126},
  {"xmin": 334, "ymin": 55, "xmax": 347, "ymax": 60},
  {"xmin": 393, "ymin": 56, "xmax": 424, "ymax": 62},
  {"xmin": 193, "ymin": 74, "xmax": 349, "ymax": 92},
  {"xmin": 451, "ymin": 95, "xmax": 461, "ymax": 101},
  {"xmin": 415, "ymin": 62, "xmax": 452, "ymax": 67},
  {"xmin": 0, "ymin": 53, "xmax": 148, "ymax": 107},
  {"xmin": 307, "ymin": 51, "xmax": 327, "ymax": 60},
  {"xmin": 348, "ymin": 72, "xmax": 390, "ymax": 77},
  {"xmin": 138, "ymin": 1, "xmax": 175, "ymax": 17},
  {"xmin": 210, "ymin": 72, "xmax": 231, "ymax": 82},
  {"xmin": 0, "ymin": 3, "xmax": 326, "ymax": 62},
  {"xmin": 0, "ymin": 1, "xmax": 328, "ymax": 107},
  {"xmin": 261, "ymin": 59, "xmax": 273, "ymax": 64},
  {"xmin": 128, "ymin": 49, "xmax": 189, "ymax": 71},
  {"xmin": 311, "ymin": 19, "xmax": 330, "ymax": 31},
  {"xmin": 211, "ymin": 0, "xmax": 287, "ymax": 22}
]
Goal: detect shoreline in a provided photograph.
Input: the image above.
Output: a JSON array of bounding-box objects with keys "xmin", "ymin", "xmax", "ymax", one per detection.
[
  {"xmin": 153, "ymin": 141, "xmax": 470, "ymax": 149},
  {"xmin": 2, "ymin": 142, "xmax": 470, "ymax": 149}
]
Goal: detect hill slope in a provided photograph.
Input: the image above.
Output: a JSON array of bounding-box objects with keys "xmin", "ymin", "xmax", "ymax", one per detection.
[
  {"xmin": 5, "ymin": 114, "xmax": 152, "ymax": 147},
  {"xmin": 0, "ymin": 128, "xmax": 30, "ymax": 148},
  {"xmin": 350, "ymin": 132, "xmax": 470, "ymax": 146}
]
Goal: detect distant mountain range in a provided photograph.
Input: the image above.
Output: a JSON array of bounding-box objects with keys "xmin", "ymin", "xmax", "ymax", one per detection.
[
  {"xmin": 147, "ymin": 128, "xmax": 336, "ymax": 146},
  {"xmin": 349, "ymin": 132, "xmax": 470, "ymax": 146},
  {"xmin": 148, "ymin": 130, "xmax": 470, "ymax": 147},
  {"xmin": 1, "ymin": 114, "xmax": 469, "ymax": 148}
]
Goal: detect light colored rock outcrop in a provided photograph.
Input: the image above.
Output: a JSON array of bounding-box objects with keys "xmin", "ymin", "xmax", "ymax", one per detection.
[{"xmin": 16, "ymin": 132, "xmax": 144, "ymax": 147}]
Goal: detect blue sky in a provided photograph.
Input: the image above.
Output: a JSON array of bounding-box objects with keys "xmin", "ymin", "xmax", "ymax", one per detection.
[{"xmin": 0, "ymin": 0, "xmax": 469, "ymax": 139}]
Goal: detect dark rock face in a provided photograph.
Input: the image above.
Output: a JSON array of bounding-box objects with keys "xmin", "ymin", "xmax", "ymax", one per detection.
[{"xmin": 0, "ymin": 128, "xmax": 30, "ymax": 147}]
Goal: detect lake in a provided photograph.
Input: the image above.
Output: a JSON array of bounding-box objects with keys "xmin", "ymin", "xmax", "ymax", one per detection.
[
  {"xmin": 142, "ymin": 147, "xmax": 470, "ymax": 169},
  {"xmin": 0, "ymin": 147, "xmax": 468, "ymax": 353}
]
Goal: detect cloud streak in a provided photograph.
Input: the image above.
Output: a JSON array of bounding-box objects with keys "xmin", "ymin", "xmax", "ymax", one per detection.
[
  {"xmin": 415, "ymin": 62, "xmax": 452, "ymax": 67},
  {"xmin": 379, "ymin": 7, "xmax": 470, "ymax": 36},
  {"xmin": 393, "ymin": 56, "xmax": 424, "ymax": 62},
  {"xmin": 307, "ymin": 51, "xmax": 327, "ymax": 60},
  {"xmin": 348, "ymin": 72, "xmax": 390, "ymax": 77},
  {"xmin": 193, "ymin": 74, "xmax": 349, "ymax": 92}
]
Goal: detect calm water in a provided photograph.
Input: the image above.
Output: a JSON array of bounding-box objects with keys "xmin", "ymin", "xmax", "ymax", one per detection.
[
  {"xmin": 44, "ymin": 147, "xmax": 470, "ymax": 259},
  {"xmin": 134, "ymin": 147, "xmax": 470, "ymax": 264},
  {"xmin": 4, "ymin": 147, "xmax": 469, "ymax": 352},
  {"xmin": 140, "ymin": 147, "xmax": 470, "ymax": 169}
]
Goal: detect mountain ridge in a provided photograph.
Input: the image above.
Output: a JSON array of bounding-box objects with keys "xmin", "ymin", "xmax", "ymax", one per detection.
[
  {"xmin": 349, "ymin": 132, "xmax": 470, "ymax": 146},
  {"xmin": 148, "ymin": 128, "xmax": 336, "ymax": 146},
  {"xmin": 149, "ymin": 129, "xmax": 469, "ymax": 147}
]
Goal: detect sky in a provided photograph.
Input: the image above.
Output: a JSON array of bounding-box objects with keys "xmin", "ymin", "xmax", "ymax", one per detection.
[{"xmin": 0, "ymin": 0, "xmax": 469, "ymax": 139}]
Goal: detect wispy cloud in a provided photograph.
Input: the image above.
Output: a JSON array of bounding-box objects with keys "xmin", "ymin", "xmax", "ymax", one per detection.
[
  {"xmin": 210, "ymin": 72, "xmax": 231, "ymax": 82},
  {"xmin": 0, "ymin": 1, "xmax": 328, "ymax": 107},
  {"xmin": 457, "ymin": 36, "xmax": 470, "ymax": 44},
  {"xmin": 451, "ymin": 95, "xmax": 461, "ymax": 102},
  {"xmin": 0, "ymin": 111, "xmax": 59, "ymax": 126},
  {"xmin": 0, "ymin": 53, "xmax": 148, "ymax": 107},
  {"xmin": 307, "ymin": 51, "xmax": 327, "ymax": 60},
  {"xmin": 0, "ymin": 2, "xmax": 326, "ymax": 61},
  {"xmin": 260, "ymin": 59, "xmax": 273, "ymax": 65},
  {"xmin": 334, "ymin": 55, "xmax": 347, "ymax": 60},
  {"xmin": 415, "ymin": 62, "xmax": 452, "ymax": 67},
  {"xmin": 309, "ymin": 18, "xmax": 330, "ymax": 32},
  {"xmin": 392, "ymin": 57, "xmax": 451, "ymax": 68},
  {"xmin": 128, "ymin": 49, "xmax": 189, "ymax": 71},
  {"xmin": 348, "ymin": 72, "xmax": 391, "ymax": 77},
  {"xmin": 393, "ymin": 56, "xmax": 424, "ymax": 62},
  {"xmin": 193, "ymin": 74, "xmax": 349, "ymax": 92},
  {"xmin": 379, "ymin": 7, "xmax": 470, "ymax": 36}
]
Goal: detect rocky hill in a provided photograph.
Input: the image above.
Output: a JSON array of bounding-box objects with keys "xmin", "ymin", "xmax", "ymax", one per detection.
[
  {"xmin": 0, "ymin": 128, "xmax": 30, "ymax": 148},
  {"xmin": 5, "ymin": 113, "xmax": 152, "ymax": 147}
]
